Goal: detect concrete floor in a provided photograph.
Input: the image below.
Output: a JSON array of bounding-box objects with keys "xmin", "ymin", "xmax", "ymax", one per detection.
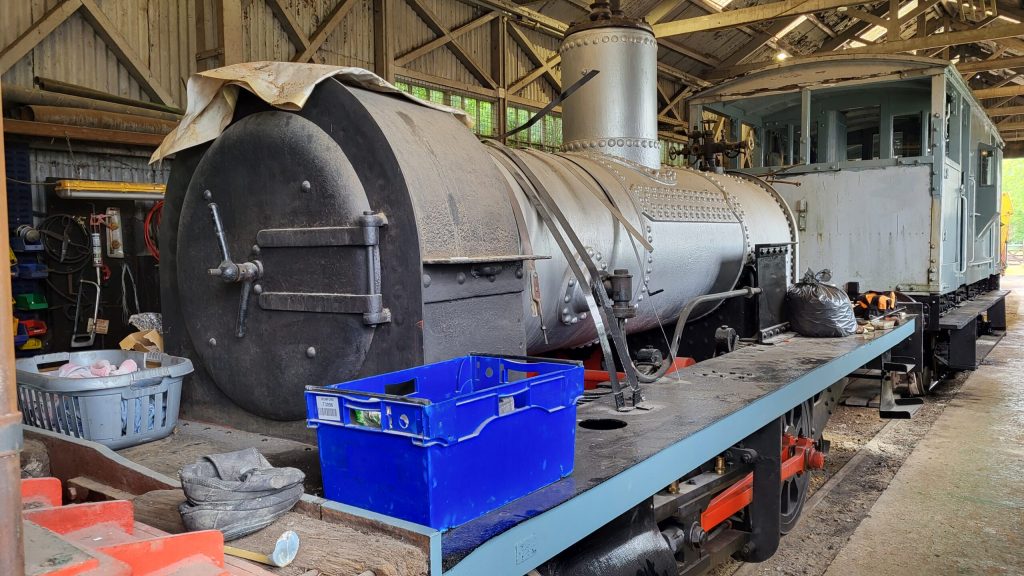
[{"xmin": 825, "ymin": 276, "xmax": 1024, "ymax": 576}]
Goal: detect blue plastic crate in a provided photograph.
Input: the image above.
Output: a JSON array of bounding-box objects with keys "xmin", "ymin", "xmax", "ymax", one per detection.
[{"xmin": 306, "ymin": 354, "xmax": 583, "ymax": 530}]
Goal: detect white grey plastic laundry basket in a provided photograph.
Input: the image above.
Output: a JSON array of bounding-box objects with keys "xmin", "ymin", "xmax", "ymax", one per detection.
[{"xmin": 15, "ymin": 350, "xmax": 193, "ymax": 449}]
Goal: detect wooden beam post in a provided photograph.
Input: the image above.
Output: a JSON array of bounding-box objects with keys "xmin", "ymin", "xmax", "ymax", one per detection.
[
  {"xmin": 218, "ymin": 0, "xmax": 244, "ymax": 65},
  {"xmin": 492, "ymin": 15, "xmax": 508, "ymax": 139},
  {"xmin": 0, "ymin": 78, "xmax": 25, "ymax": 576},
  {"xmin": 888, "ymin": 0, "xmax": 901, "ymax": 41},
  {"xmin": 373, "ymin": 0, "xmax": 394, "ymax": 81}
]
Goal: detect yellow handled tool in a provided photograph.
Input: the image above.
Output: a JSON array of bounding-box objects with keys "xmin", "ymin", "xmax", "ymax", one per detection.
[{"xmin": 223, "ymin": 530, "xmax": 300, "ymax": 568}]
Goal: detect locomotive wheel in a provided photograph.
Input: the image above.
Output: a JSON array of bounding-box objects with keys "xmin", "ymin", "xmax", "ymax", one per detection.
[{"xmin": 780, "ymin": 400, "xmax": 813, "ymax": 534}]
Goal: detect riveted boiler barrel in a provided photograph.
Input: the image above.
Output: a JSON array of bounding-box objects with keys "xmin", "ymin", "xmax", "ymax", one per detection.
[
  {"xmin": 490, "ymin": 149, "xmax": 796, "ymax": 351},
  {"xmin": 164, "ymin": 80, "xmax": 795, "ymax": 424}
]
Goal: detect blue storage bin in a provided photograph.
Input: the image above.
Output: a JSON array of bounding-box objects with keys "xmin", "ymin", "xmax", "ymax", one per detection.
[
  {"xmin": 17, "ymin": 262, "xmax": 48, "ymax": 279},
  {"xmin": 306, "ymin": 354, "xmax": 583, "ymax": 530}
]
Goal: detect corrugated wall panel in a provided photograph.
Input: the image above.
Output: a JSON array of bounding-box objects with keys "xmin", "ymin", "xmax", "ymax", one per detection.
[
  {"xmin": 0, "ymin": 1, "xmax": 37, "ymax": 89},
  {"xmin": 317, "ymin": 0, "xmax": 375, "ymax": 68},
  {"xmin": 1, "ymin": 0, "xmax": 196, "ymax": 107},
  {"xmin": 392, "ymin": 0, "xmax": 437, "ymax": 61},
  {"xmin": 30, "ymin": 148, "xmax": 170, "ymax": 185},
  {"xmin": 244, "ymin": 0, "xmax": 294, "ymax": 61},
  {"xmin": 397, "ymin": 0, "xmax": 495, "ymax": 88},
  {"xmin": 28, "ymin": 148, "xmax": 171, "ymax": 212},
  {"xmin": 507, "ymin": 26, "xmax": 559, "ymax": 103}
]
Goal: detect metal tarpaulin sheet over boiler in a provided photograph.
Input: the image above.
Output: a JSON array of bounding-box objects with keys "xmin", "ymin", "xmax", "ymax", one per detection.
[{"xmin": 150, "ymin": 62, "xmax": 470, "ymax": 162}]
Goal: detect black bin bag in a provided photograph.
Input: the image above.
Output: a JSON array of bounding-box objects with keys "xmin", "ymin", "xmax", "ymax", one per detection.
[{"xmin": 785, "ymin": 269, "xmax": 857, "ymax": 337}]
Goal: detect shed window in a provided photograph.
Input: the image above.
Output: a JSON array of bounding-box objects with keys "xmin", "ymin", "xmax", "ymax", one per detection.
[{"xmin": 393, "ymin": 79, "xmax": 497, "ymax": 137}]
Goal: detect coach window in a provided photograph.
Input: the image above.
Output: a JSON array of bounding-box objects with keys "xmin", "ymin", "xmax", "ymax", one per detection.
[
  {"xmin": 841, "ymin": 106, "xmax": 881, "ymax": 161},
  {"xmin": 893, "ymin": 113, "xmax": 924, "ymax": 158}
]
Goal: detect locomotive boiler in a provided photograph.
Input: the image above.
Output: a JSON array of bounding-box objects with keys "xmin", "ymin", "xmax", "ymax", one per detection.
[{"xmin": 160, "ymin": 10, "xmax": 795, "ymax": 427}]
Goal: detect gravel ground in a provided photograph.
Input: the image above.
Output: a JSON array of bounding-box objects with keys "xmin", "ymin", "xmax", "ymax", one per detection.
[{"xmin": 708, "ymin": 370, "xmax": 975, "ymax": 576}]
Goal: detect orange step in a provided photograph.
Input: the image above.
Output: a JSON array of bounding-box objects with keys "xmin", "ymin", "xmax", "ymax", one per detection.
[{"xmin": 22, "ymin": 478, "xmax": 273, "ymax": 576}]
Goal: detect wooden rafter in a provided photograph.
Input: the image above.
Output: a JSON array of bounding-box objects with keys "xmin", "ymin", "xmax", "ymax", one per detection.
[
  {"xmin": 843, "ymin": 7, "xmax": 890, "ymax": 29},
  {"xmin": 839, "ymin": 22, "xmax": 1024, "ymax": 55},
  {"xmin": 718, "ymin": 17, "xmax": 794, "ymax": 68},
  {"xmin": 395, "ymin": 12, "xmax": 498, "ymax": 67},
  {"xmin": 954, "ymin": 54, "xmax": 1024, "ymax": 73},
  {"xmin": 507, "ymin": 23, "xmax": 560, "ymax": 94},
  {"xmin": 266, "ymin": 0, "xmax": 310, "ymax": 54},
  {"xmin": 985, "ymin": 104, "xmax": 1024, "ymax": 116},
  {"xmin": 0, "ymin": 0, "xmax": 176, "ymax": 104},
  {"xmin": 643, "ymin": 0, "xmax": 722, "ymax": 67},
  {"xmin": 658, "ymin": 85, "xmax": 690, "ymax": 119},
  {"xmin": 888, "ymin": 0, "xmax": 900, "ymax": 40},
  {"xmin": 687, "ymin": 0, "xmax": 797, "ymax": 61},
  {"xmin": 713, "ymin": 20, "xmax": 1024, "ymax": 78},
  {"xmin": 0, "ymin": 0, "xmax": 81, "ymax": 74},
  {"xmin": 815, "ymin": 3, "xmax": 892, "ymax": 52},
  {"xmin": 660, "ymin": 38, "xmax": 720, "ymax": 67},
  {"xmin": 652, "ymin": 0, "xmax": 888, "ymax": 38},
  {"xmin": 995, "ymin": 120, "xmax": 1024, "ymax": 130},
  {"xmin": 657, "ymin": 61, "xmax": 711, "ymax": 88},
  {"xmin": 975, "ymin": 84, "xmax": 1024, "ymax": 99},
  {"xmin": 79, "ymin": 0, "xmax": 175, "ymax": 104},
  {"xmin": 646, "ymin": 0, "xmax": 679, "ymax": 24},
  {"xmin": 900, "ymin": 0, "xmax": 943, "ymax": 29},
  {"xmin": 464, "ymin": 0, "xmax": 566, "ymax": 38},
  {"xmin": 403, "ymin": 0, "xmax": 496, "ymax": 88},
  {"xmin": 806, "ymin": 15, "xmax": 837, "ymax": 38},
  {"xmin": 294, "ymin": 0, "xmax": 359, "ymax": 63}
]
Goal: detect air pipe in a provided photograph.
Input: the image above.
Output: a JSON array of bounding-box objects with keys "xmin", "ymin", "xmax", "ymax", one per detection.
[{"xmin": 636, "ymin": 286, "xmax": 761, "ymax": 383}]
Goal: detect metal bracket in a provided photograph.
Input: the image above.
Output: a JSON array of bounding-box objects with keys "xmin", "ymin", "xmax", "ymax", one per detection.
[
  {"xmin": 253, "ymin": 211, "xmax": 391, "ymax": 326},
  {"xmin": 879, "ymin": 361, "xmax": 924, "ymax": 419},
  {"xmin": 726, "ymin": 446, "xmax": 757, "ymax": 465}
]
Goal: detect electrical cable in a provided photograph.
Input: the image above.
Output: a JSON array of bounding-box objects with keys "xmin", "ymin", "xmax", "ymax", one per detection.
[
  {"xmin": 121, "ymin": 264, "xmax": 141, "ymax": 323},
  {"xmin": 37, "ymin": 214, "xmax": 90, "ymax": 274},
  {"xmin": 145, "ymin": 200, "xmax": 163, "ymax": 262}
]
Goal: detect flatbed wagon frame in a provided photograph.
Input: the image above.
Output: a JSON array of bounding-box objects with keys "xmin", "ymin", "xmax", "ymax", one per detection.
[{"xmin": 21, "ymin": 322, "xmax": 916, "ymax": 576}]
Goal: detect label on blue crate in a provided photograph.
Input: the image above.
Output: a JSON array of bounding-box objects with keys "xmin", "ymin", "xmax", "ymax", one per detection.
[
  {"xmin": 316, "ymin": 396, "xmax": 341, "ymax": 421},
  {"xmin": 499, "ymin": 396, "xmax": 514, "ymax": 415}
]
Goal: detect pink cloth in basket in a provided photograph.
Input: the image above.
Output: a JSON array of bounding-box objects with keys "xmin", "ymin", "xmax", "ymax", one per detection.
[{"xmin": 58, "ymin": 358, "xmax": 139, "ymax": 379}]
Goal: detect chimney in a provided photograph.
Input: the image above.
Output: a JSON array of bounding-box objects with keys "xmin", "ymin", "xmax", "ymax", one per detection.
[{"xmin": 559, "ymin": 5, "xmax": 660, "ymax": 169}]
